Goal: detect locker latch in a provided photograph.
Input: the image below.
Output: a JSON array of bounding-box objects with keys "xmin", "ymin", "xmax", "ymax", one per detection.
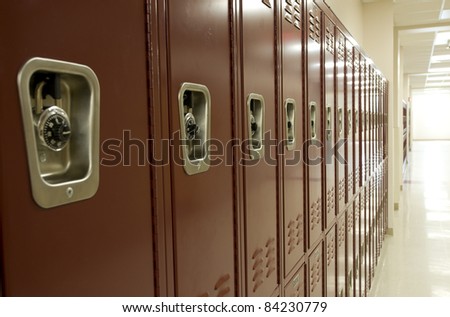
[
  {"xmin": 178, "ymin": 83, "xmax": 211, "ymax": 175},
  {"xmin": 310, "ymin": 102, "xmax": 317, "ymax": 140},
  {"xmin": 247, "ymin": 93, "xmax": 265, "ymax": 160},
  {"xmin": 285, "ymin": 98, "xmax": 296, "ymax": 150},
  {"xmin": 17, "ymin": 57, "xmax": 100, "ymax": 209}
]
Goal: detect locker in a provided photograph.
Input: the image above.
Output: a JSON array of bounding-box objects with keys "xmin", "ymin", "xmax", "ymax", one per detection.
[
  {"xmin": 308, "ymin": 241, "xmax": 324, "ymax": 296},
  {"xmin": 335, "ymin": 30, "xmax": 346, "ymax": 215},
  {"xmin": 368, "ymin": 66, "xmax": 374, "ymax": 179},
  {"xmin": 0, "ymin": 0, "xmax": 155, "ymax": 295},
  {"xmin": 285, "ymin": 264, "xmax": 306, "ymax": 297},
  {"xmin": 365, "ymin": 64, "xmax": 371, "ymax": 182},
  {"xmin": 324, "ymin": 16, "xmax": 336, "ymax": 230},
  {"xmin": 306, "ymin": 1, "xmax": 324, "ymax": 248},
  {"xmin": 354, "ymin": 50, "xmax": 362, "ymax": 192},
  {"xmin": 346, "ymin": 204, "xmax": 354, "ymax": 296},
  {"xmin": 354, "ymin": 195, "xmax": 362, "ymax": 297},
  {"xmin": 281, "ymin": 0, "xmax": 306, "ymax": 277},
  {"xmin": 360, "ymin": 56, "xmax": 367, "ymax": 185},
  {"xmin": 159, "ymin": 0, "xmax": 236, "ymax": 296},
  {"xmin": 336, "ymin": 213, "xmax": 346, "ymax": 296},
  {"xmin": 241, "ymin": 0, "xmax": 279, "ymax": 296},
  {"xmin": 345, "ymin": 42, "xmax": 354, "ymax": 202},
  {"xmin": 370, "ymin": 179, "xmax": 376, "ymax": 281},
  {"xmin": 361, "ymin": 241, "xmax": 367, "ymax": 297},
  {"xmin": 325, "ymin": 226, "xmax": 336, "ymax": 297},
  {"xmin": 361, "ymin": 187, "xmax": 369, "ymax": 295}
]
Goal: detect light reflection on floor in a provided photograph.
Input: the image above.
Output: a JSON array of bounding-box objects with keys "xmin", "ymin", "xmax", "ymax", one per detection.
[{"xmin": 370, "ymin": 141, "xmax": 450, "ymax": 297}]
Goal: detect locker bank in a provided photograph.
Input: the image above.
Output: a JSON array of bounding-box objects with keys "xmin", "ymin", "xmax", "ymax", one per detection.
[{"xmin": 0, "ymin": 0, "xmax": 423, "ymax": 297}]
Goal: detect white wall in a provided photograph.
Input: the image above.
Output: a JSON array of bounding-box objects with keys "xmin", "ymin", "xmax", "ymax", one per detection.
[
  {"xmin": 324, "ymin": 0, "xmax": 364, "ymax": 45},
  {"xmin": 412, "ymin": 92, "xmax": 450, "ymax": 140}
]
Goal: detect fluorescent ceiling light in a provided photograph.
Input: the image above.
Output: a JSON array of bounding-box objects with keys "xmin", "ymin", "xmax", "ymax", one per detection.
[
  {"xmin": 428, "ymin": 67, "xmax": 450, "ymax": 72},
  {"xmin": 441, "ymin": 10, "xmax": 450, "ymax": 20},
  {"xmin": 425, "ymin": 82, "xmax": 450, "ymax": 87},
  {"xmin": 426, "ymin": 76, "xmax": 450, "ymax": 81},
  {"xmin": 431, "ymin": 55, "xmax": 450, "ymax": 63},
  {"xmin": 434, "ymin": 32, "xmax": 450, "ymax": 45}
]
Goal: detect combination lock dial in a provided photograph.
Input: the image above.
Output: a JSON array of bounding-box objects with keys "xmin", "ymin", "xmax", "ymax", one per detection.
[{"xmin": 37, "ymin": 106, "xmax": 72, "ymax": 151}]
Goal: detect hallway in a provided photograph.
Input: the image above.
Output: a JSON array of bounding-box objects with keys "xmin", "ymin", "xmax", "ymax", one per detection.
[{"xmin": 370, "ymin": 141, "xmax": 450, "ymax": 296}]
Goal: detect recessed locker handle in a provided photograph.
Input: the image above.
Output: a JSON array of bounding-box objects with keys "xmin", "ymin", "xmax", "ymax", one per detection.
[
  {"xmin": 247, "ymin": 93, "xmax": 265, "ymax": 160},
  {"xmin": 338, "ymin": 107, "xmax": 343, "ymax": 137},
  {"xmin": 348, "ymin": 109, "xmax": 352, "ymax": 136},
  {"xmin": 285, "ymin": 98, "xmax": 296, "ymax": 150},
  {"xmin": 326, "ymin": 105, "xmax": 332, "ymax": 141},
  {"xmin": 18, "ymin": 57, "xmax": 100, "ymax": 209},
  {"xmin": 178, "ymin": 82, "xmax": 211, "ymax": 175},
  {"xmin": 309, "ymin": 101, "xmax": 317, "ymax": 140}
]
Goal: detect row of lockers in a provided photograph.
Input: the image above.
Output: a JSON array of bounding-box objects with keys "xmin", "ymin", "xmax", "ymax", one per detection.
[{"xmin": 0, "ymin": 0, "xmax": 388, "ymax": 296}]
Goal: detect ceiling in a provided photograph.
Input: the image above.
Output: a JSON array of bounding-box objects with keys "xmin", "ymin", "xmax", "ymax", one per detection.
[{"xmin": 392, "ymin": 0, "xmax": 450, "ymax": 92}]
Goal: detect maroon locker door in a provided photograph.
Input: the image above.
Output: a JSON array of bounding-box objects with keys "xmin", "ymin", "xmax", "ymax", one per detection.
[
  {"xmin": 360, "ymin": 56, "xmax": 367, "ymax": 185},
  {"xmin": 354, "ymin": 194, "xmax": 361, "ymax": 297},
  {"xmin": 336, "ymin": 212, "xmax": 346, "ymax": 296},
  {"xmin": 354, "ymin": 50, "xmax": 361, "ymax": 192},
  {"xmin": 0, "ymin": 0, "xmax": 154, "ymax": 295},
  {"xmin": 345, "ymin": 42, "xmax": 354, "ymax": 203},
  {"xmin": 335, "ymin": 31, "xmax": 346, "ymax": 216},
  {"xmin": 324, "ymin": 17, "xmax": 336, "ymax": 230},
  {"xmin": 161, "ymin": 0, "xmax": 236, "ymax": 296},
  {"xmin": 325, "ymin": 226, "xmax": 336, "ymax": 297},
  {"xmin": 281, "ymin": 0, "xmax": 306, "ymax": 278},
  {"xmin": 285, "ymin": 264, "xmax": 306, "ymax": 297},
  {"xmin": 346, "ymin": 204, "xmax": 354, "ymax": 296},
  {"xmin": 364, "ymin": 185, "xmax": 371, "ymax": 292},
  {"xmin": 306, "ymin": 0, "xmax": 324, "ymax": 248},
  {"xmin": 241, "ymin": 0, "xmax": 278, "ymax": 296},
  {"xmin": 308, "ymin": 242, "xmax": 324, "ymax": 296},
  {"xmin": 361, "ymin": 187, "xmax": 368, "ymax": 296}
]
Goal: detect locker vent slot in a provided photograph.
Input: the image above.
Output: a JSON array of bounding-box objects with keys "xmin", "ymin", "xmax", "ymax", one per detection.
[
  {"xmin": 309, "ymin": 248, "xmax": 322, "ymax": 294},
  {"xmin": 338, "ymin": 178, "xmax": 345, "ymax": 202},
  {"xmin": 347, "ymin": 210, "xmax": 354, "ymax": 233},
  {"xmin": 325, "ymin": 26, "xmax": 334, "ymax": 54},
  {"xmin": 285, "ymin": 0, "xmax": 302, "ymax": 29},
  {"xmin": 347, "ymin": 47, "xmax": 353, "ymax": 68},
  {"xmin": 349, "ymin": 171, "xmax": 354, "ymax": 193},
  {"xmin": 199, "ymin": 273, "xmax": 232, "ymax": 297},
  {"xmin": 287, "ymin": 213, "xmax": 303, "ymax": 254},
  {"xmin": 288, "ymin": 271, "xmax": 305, "ymax": 297},
  {"xmin": 310, "ymin": 198, "xmax": 322, "ymax": 231},
  {"xmin": 326, "ymin": 187, "xmax": 335, "ymax": 217},
  {"xmin": 338, "ymin": 219, "xmax": 345, "ymax": 248},
  {"xmin": 262, "ymin": 0, "xmax": 272, "ymax": 8},
  {"xmin": 251, "ymin": 237, "xmax": 276, "ymax": 293},
  {"xmin": 355, "ymin": 167, "xmax": 360, "ymax": 186},
  {"xmin": 337, "ymin": 36, "xmax": 345, "ymax": 61},
  {"xmin": 308, "ymin": 8, "xmax": 320, "ymax": 43},
  {"xmin": 326, "ymin": 234, "xmax": 336, "ymax": 267}
]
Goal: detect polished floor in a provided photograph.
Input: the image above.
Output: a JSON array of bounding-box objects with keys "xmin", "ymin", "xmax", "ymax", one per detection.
[{"xmin": 370, "ymin": 141, "xmax": 450, "ymax": 297}]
